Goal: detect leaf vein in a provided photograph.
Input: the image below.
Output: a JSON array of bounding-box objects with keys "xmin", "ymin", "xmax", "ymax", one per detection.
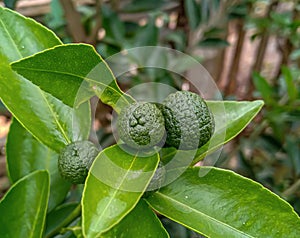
[{"xmin": 155, "ymin": 192, "xmax": 254, "ymax": 238}]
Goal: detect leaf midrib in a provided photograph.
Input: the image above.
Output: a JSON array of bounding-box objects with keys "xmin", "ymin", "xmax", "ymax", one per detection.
[
  {"xmin": 29, "ymin": 175, "xmax": 48, "ymax": 238},
  {"xmin": 92, "ymin": 154, "xmax": 139, "ymax": 236},
  {"xmin": 0, "ymin": 17, "xmax": 23, "ymax": 59},
  {"xmin": 153, "ymin": 192, "xmax": 254, "ymax": 238}
]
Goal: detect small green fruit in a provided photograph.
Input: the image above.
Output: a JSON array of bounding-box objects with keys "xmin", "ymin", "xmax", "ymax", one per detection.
[
  {"xmin": 160, "ymin": 91, "xmax": 214, "ymax": 150},
  {"xmin": 117, "ymin": 102, "xmax": 165, "ymax": 150},
  {"xmin": 58, "ymin": 141, "xmax": 99, "ymax": 184}
]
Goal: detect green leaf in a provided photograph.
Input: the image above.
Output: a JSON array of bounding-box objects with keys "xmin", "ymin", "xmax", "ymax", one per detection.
[
  {"xmin": 185, "ymin": 0, "xmax": 201, "ymax": 30},
  {"xmin": 6, "ymin": 119, "xmax": 71, "ymax": 211},
  {"xmin": 4, "ymin": 0, "xmax": 18, "ymax": 9},
  {"xmin": 194, "ymin": 100, "xmax": 264, "ymax": 162},
  {"xmin": 122, "ymin": 0, "xmax": 167, "ymax": 13},
  {"xmin": 82, "ymin": 145, "xmax": 159, "ymax": 238},
  {"xmin": 199, "ymin": 38, "xmax": 230, "ymax": 48},
  {"xmin": 45, "ymin": 203, "xmax": 81, "ymax": 238},
  {"xmin": 146, "ymin": 167, "xmax": 300, "ymax": 238},
  {"xmin": 252, "ymin": 72, "xmax": 274, "ymax": 103},
  {"xmin": 11, "ymin": 44, "xmax": 97, "ymax": 107},
  {"xmin": 100, "ymin": 199, "xmax": 169, "ymax": 238},
  {"xmin": 46, "ymin": 0, "xmax": 65, "ymax": 29},
  {"xmin": 131, "ymin": 16, "xmax": 159, "ymax": 47},
  {"xmin": 0, "ymin": 7, "xmax": 61, "ymax": 62},
  {"xmin": 0, "ymin": 170, "xmax": 50, "ymax": 238},
  {"xmin": 11, "ymin": 44, "xmax": 134, "ymax": 112},
  {"xmin": 161, "ymin": 100, "xmax": 264, "ymax": 165},
  {"xmin": 102, "ymin": 5, "xmax": 125, "ymax": 45},
  {"xmin": 0, "ymin": 7, "xmax": 91, "ymax": 152},
  {"xmin": 281, "ymin": 66, "xmax": 297, "ymax": 102}
]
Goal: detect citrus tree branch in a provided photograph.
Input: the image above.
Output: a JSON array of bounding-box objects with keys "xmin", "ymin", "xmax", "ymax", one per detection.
[{"xmin": 60, "ymin": 0, "xmax": 87, "ymax": 42}]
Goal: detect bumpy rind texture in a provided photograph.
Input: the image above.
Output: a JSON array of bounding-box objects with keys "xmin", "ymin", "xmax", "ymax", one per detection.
[
  {"xmin": 161, "ymin": 91, "xmax": 214, "ymax": 150},
  {"xmin": 58, "ymin": 141, "xmax": 99, "ymax": 184},
  {"xmin": 117, "ymin": 102, "xmax": 165, "ymax": 150}
]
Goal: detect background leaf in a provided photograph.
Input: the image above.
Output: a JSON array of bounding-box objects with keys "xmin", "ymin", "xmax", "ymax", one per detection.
[
  {"xmin": 11, "ymin": 44, "xmax": 134, "ymax": 112},
  {"xmin": 45, "ymin": 203, "xmax": 81, "ymax": 238},
  {"xmin": 146, "ymin": 167, "xmax": 300, "ymax": 238},
  {"xmin": 131, "ymin": 16, "xmax": 159, "ymax": 47},
  {"xmin": 0, "ymin": 7, "xmax": 91, "ymax": 152},
  {"xmin": 0, "ymin": 170, "xmax": 50, "ymax": 238},
  {"xmin": 252, "ymin": 72, "xmax": 274, "ymax": 103},
  {"xmin": 82, "ymin": 145, "xmax": 159, "ymax": 238},
  {"xmin": 3, "ymin": 0, "xmax": 18, "ymax": 9},
  {"xmin": 281, "ymin": 66, "xmax": 297, "ymax": 102},
  {"xmin": 185, "ymin": 0, "xmax": 201, "ymax": 30},
  {"xmin": 6, "ymin": 119, "xmax": 71, "ymax": 211},
  {"xmin": 100, "ymin": 199, "xmax": 169, "ymax": 238}
]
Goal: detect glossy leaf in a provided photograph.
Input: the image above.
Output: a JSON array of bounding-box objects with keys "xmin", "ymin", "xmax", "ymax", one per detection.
[
  {"xmin": 0, "ymin": 7, "xmax": 62, "ymax": 62},
  {"xmin": 161, "ymin": 100, "xmax": 264, "ymax": 164},
  {"xmin": 11, "ymin": 44, "xmax": 134, "ymax": 112},
  {"xmin": 6, "ymin": 119, "xmax": 71, "ymax": 211},
  {"xmin": 101, "ymin": 199, "xmax": 169, "ymax": 238},
  {"xmin": 45, "ymin": 203, "xmax": 80, "ymax": 238},
  {"xmin": 82, "ymin": 145, "xmax": 159, "ymax": 238},
  {"xmin": 0, "ymin": 170, "xmax": 50, "ymax": 238},
  {"xmin": 146, "ymin": 167, "xmax": 300, "ymax": 238},
  {"xmin": 194, "ymin": 100, "xmax": 264, "ymax": 163},
  {"xmin": 0, "ymin": 7, "xmax": 91, "ymax": 152}
]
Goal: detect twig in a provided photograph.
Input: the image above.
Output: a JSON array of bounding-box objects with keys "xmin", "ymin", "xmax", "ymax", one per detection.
[
  {"xmin": 283, "ymin": 179, "xmax": 300, "ymax": 198},
  {"xmin": 87, "ymin": 0, "xmax": 102, "ymax": 46},
  {"xmin": 60, "ymin": 0, "xmax": 87, "ymax": 42}
]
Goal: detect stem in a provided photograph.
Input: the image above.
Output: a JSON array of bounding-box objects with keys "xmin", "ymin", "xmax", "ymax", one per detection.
[
  {"xmin": 247, "ymin": 1, "xmax": 279, "ymax": 97},
  {"xmin": 60, "ymin": 0, "xmax": 87, "ymax": 42},
  {"xmin": 226, "ymin": 18, "xmax": 246, "ymax": 96},
  {"xmin": 282, "ymin": 179, "xmax": 300, "ymax": 198},
  {"xmin": 87, "ymin": 0, "xmax": 103, "ymax": 46},
  {"xmin": 45, "ymin": 204, "xmax": 81, "ymax": 238},
  {"xmin": 111, "ymin": 0, "xmax": 120, "ymax": 11}
]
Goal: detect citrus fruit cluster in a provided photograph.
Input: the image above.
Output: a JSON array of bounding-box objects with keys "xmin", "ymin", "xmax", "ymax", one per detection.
[
  {"xmin": 117, "ymin": 91, "xmax": 214, "ymax": 150},
  {"xmin": 58, "ymin": 91, "xmax": 214, "ymax": 184}
]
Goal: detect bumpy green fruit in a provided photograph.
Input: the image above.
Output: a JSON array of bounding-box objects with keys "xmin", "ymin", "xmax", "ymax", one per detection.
[
  {"xmin": 58, "ymin": 141, "xmax": 99, "ymax": 184},
  {"xmin": 117, "ymin": 102, "xmax": 165, "ymax": 150},
  {"xmin": 160, "ymin": 91, "xmax": 214, "ymax": 150}
]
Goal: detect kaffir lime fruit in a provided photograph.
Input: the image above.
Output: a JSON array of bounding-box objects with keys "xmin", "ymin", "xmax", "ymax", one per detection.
[
  {"xmin": 117, "ymin": 102, "xmax": 165, "ymax": 150},
  {"xmin": 58, "ymin": 141, "xmax": 99, "ymax": 184},
  {"xmin": 160, "ymin": 91, "xmax": 214, "ymax": 150}
]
